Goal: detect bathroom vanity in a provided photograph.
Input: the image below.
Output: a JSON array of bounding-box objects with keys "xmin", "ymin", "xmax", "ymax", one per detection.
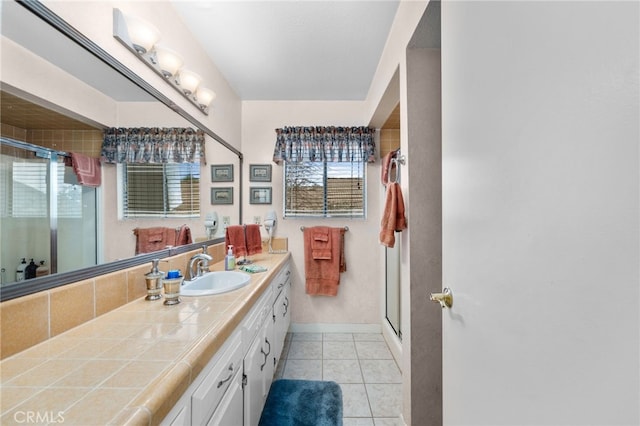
[
  {"xmin": 162, "ymin": 258, "xmax": 291, "ymax": 425},
  {"xmin": 0, "ymin": 252, "xmax": 291, "ymax": 426}
]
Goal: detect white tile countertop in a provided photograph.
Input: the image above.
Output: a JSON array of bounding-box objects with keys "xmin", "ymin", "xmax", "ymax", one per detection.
[{"xmin": 0, "ymin": 252, "xmax": 290, "ymax": 426}]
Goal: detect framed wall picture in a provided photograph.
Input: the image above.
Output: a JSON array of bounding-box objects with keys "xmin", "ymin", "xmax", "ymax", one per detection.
[
  {"xmin": 211, "ymin": 164, "xmax": 234, "ymax": 182},
  {"xmin": 249, "ymin": 164, "xmax": 272, "ymax": 182},
  {"xmin": 249, "ymin": 187, "xmax": 272, "ymax": 204},
  {"xmin": 211, "ymin": 187, "xmax": 234, "ymax": 205}
]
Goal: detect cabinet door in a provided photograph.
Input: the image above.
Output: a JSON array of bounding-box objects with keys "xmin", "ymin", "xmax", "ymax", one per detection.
[
  {"xmin": 207, "ymin": 370, "xmax": 243, "ymax": 426},
  {"xmin": 272, "ymin": 280, "xmax": 291, "ymax": 369},
  {"xmin": 244, "ymin": 319, "xmax": 275, "ymax": 426}
]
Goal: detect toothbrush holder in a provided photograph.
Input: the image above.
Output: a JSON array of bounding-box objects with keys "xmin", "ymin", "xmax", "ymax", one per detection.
[{"xmin": 163, "ymin": 270, "xmax": 183, "ymax": 305}]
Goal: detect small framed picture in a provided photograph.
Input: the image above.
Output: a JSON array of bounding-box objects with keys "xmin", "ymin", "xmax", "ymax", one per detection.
[
  {"xmin": 249, "ymin": 164, "xmax": 272, "ymax": 182},
  {"xmin": 249, "ymin": 187, "xmax": 272, "ymax": 204},
  {"xmin": 211, "ymin": 187, "xmax": 234, "ymax": 204},
  {"xmin": 211, "ymin": 164, "xmax": 234, "ymax": 182}
]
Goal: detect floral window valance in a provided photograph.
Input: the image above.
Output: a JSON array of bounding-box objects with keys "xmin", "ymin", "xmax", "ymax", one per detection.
[
  {"xmin": 101, "ymin": 127, "xmax": 206, "ymax": 164},
  {"xmin": 273, "ymin": 126, "xmax": 376, "ymax": 164}
]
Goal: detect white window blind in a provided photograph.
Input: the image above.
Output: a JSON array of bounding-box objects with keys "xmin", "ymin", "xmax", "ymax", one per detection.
[
  {"xmin": 123, "ymin": 163, "xmax": 200, "ymax": 218},
  {"xmin": 284, "ymin": 161, "xmax": 365, "ymax": 218},
  {"xmin": 2, "ymin": 158, "xmax": 83, "ymax": 219}
]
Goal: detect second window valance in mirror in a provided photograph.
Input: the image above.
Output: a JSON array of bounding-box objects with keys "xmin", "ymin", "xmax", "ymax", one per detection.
[{"xmin": 101, "ymin": 127, "xmax": 205, "ymax": 164}]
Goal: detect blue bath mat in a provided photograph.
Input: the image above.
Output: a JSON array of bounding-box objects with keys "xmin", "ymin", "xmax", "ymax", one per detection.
[{"xmin": 258, "ymin": 379, "xmax": 343, "ymax": 426}]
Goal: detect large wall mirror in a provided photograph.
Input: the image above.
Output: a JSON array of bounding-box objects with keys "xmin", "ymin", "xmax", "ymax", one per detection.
[{"xmin": 0, "ymin": 1, "xmax": 242, "ymax": 301}]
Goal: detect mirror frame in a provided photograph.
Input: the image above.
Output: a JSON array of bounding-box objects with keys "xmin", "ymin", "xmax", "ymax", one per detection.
[{"xmin": 1, "ymin": 0, "xmax": 244, "ymax": 302}]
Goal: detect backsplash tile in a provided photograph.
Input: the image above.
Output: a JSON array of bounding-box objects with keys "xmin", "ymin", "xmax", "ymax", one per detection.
[
  {"xmin": 95, "ymin": 271, "xmax": 128, "ymax": 316},
  {"xmin": 0, "ymin": 239, "xmax": 287, "ymax": 360},
  {"xmin": 50, "ymin": 280, "xmax": 95, "ymax": 337},
  {"xmin": 0, "ymin": 292, "xmax": 49, "ymax": 359}
]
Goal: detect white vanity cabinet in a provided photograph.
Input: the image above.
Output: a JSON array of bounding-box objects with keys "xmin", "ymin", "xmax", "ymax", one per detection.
[
  {"xmin": 242, "ymin": 261, "xmax": 290, "ymax": 426},
  {"xmin": 271, "ymin": 268, "xmax": 291, "ymax": 370},
  {"xmin": 161, "ymin": 259, "xmax": 292, "ymax": 426}
]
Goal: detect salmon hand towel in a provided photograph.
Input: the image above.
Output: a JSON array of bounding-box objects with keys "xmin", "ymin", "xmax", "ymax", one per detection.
[
  {"xmin": 311, "ymin": 227, "xmax": 332, "ymax": 260},
  {"xmin": 379, "ymin": 182, "xmax": 407, "ymax": 248},
  {"xmin": 245, "ymin": 224, "xmax": 263, "ymax": 256},
  {"xmin": 66, "ymin": 152, "xmax": 101, "ymax": 187},
  {"xmin": 226, "ymin": 225, "xmax": 248, "ymax": 257},
  {"xmin": 304, "ymin": 227, "xmax": 345, "ymax": 296},
  {"xmin": 175, "ymin": 225, "xmax": 192, "ymax": 246}
]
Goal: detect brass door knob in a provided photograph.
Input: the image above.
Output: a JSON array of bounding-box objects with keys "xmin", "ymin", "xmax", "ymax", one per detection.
[{"xmin": 430, "ymin": 287, "xmax": 453, "ymax": 309}]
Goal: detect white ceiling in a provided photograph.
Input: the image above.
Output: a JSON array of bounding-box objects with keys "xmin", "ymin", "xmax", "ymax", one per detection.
[{"xmin": 170, "ymin": 0, "xmax": 400, "ymax": 101}]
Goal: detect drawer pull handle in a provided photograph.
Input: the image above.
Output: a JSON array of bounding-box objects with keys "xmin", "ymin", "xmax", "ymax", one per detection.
[
  {"xmin": 217, "ymin": 363, "xmax": 234, "ymax": 388},
  {"xmin": 283, "ymin": 297, "xmax": 289, "ymax": 317},
  {"xmin": 260, "ymin": 338, "xmax": 272, "ymax": 371},
  {"xmin": 277, "ymin": 282, "xmax": 285, "ymax": 289}
]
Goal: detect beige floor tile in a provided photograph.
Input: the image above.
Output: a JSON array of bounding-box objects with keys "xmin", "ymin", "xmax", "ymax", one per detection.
[
  {"xmin": 323, "ymin": 341, "xmax": 358, "ymax": 359},
  {"xmin": 287, "ymin": 341, "xmax": 322, "ymax": 359},
  {"xmin": 323, "ymin": 359, "xmax": 363, "ymax": 383},
  {"xmin": 344, "ymin": 418, "xmax": 374, "ymax": 426},
  {"xmin": 291, "ymin": 332, "xmax": 322, "ymax": 341},
  {"xmin": 360, "ymin": 360, "xmax": 402, "ymax": 383},
  {"xmin": 374, "ymin": 418, "xmax": 404, "ymax": 426},
  {"xmin": 282, "ymin": 359, "xmax": 322, "ymax": 380},
  {"xmin": 323, "ymin": 332, "xmax": 354, "ymax": 341},
  {"xmin": 353, "ymin": 333, "xmax": 385, "ymax": 342},
  {"xmin": 355, "ymin": 341, "xmax": 393, "ymax": 360},
  {"xmin": 366, "ymin": 384, "xmax": 402, "ymax": 418},
  {"xmin": 341, "ymin": 383, "xmax": 371, "ymax": 417}
]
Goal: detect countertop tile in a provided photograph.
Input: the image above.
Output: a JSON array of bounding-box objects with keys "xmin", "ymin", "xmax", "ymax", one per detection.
[{"xmin": 0, "ymin": 252, "xmax": 290, "ymax": 425}]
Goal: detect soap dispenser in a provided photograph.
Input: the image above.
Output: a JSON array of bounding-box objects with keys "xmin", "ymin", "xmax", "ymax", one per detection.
[
  {"xmin": 225, "ymin": 245, "xmax": 236, "ymax": 271},
  {"xmin": 145, "ymin": 259, "xmax": 164, "ymax": 301},
  {"xmin": 16, "ymin": 258, "xmax": 26, "ymax": 282}
]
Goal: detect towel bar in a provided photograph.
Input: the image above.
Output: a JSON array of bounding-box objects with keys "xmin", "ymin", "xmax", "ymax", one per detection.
[{"xmin": 300, "ymin": 226, "xmax": 349, "ymax": 232}]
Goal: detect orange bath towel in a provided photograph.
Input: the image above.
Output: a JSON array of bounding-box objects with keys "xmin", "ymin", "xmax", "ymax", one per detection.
[
  {"xmin": 304, "ymin": 227, "xmax": 346, "ymax": 296},
  {"xmin": 379, "ymin": 182, "xmax": 407, "ymax": 248}
]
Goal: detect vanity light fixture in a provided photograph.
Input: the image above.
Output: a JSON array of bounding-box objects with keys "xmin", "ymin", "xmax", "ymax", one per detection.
[{"xmin": 113, "ymin": 8, "xmax": 215, "ymax": 114}]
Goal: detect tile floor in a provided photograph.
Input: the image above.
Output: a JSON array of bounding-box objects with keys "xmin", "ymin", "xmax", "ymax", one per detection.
[{"xmin": 274, "ymin": 332, "xmax": 403, "ymax": 426}]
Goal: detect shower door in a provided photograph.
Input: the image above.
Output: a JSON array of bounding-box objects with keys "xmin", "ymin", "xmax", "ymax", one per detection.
[{"xmin": 0, "ymin": 139, "xmax": 97, "ymax": 284}]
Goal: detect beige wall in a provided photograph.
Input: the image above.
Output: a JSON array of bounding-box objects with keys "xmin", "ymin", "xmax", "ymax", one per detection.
[
  {"xmin": 241, "ymin": 101, "xmax": 384, "ymax": 328},
  {"xmin": 42, "ymin": 0, "xmax": 242, "ymax": 151}
]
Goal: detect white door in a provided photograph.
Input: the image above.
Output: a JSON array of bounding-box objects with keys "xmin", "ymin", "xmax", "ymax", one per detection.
[{"xmin": 441, "ymin": 2, "xmax": 639, "ymax": 425}]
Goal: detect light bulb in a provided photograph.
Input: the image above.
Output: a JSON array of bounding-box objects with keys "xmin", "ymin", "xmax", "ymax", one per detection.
[
  {"xmin": 153, "ymin": 45, "xmax": 183, "ymax": 78},
  {"xmin": 196, "ymin": 87, "xmax": 216, "ymax": 109},
  {"xmin": 123, "ymin": 14, "xmax": 160, "ymax": 54},
  {"xmin": 177, "ymin": 69, "xmax": 201, "ymax": 96}
]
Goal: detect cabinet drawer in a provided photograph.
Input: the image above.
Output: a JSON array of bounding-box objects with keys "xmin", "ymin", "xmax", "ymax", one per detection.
[
  {"xmin": 241, "ymin": 286, "xmax": 272, "ymax": 354},
  {"xmin": 273, "ymin": 265, "xmax": 291, "ymax": 297},
  {"xmin": 191, "ymin": 332, "xmax": 243, "ymax": 425}
]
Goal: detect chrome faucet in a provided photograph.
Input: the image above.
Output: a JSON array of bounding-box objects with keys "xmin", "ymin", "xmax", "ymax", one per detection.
[{"xmin": 186, "ymin": 253, "xmax": 213, "ymax": 281}]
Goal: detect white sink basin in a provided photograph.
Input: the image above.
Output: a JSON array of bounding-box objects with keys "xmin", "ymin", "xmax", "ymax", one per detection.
[{"xmin": 181, "ymin": 271, "xmax": 252, "ymax": 296}]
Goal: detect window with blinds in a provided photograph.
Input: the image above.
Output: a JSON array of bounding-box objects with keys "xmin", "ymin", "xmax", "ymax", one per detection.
[
  {"xmin": 2, "ymin": 160, "xmax": 82, "ymax": 219},
  {"xmin": 123, "ymin": 163, "xmax": 200, "ymax": 218},
  {"xmin": 284, "ymin": 161, "xmax": 365, "ymax": 218}
]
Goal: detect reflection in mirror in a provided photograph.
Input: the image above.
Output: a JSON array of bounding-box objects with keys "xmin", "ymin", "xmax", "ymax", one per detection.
[{"xmin": 0, "ymin": 1, "xmax": 241, "ymax": 300}]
